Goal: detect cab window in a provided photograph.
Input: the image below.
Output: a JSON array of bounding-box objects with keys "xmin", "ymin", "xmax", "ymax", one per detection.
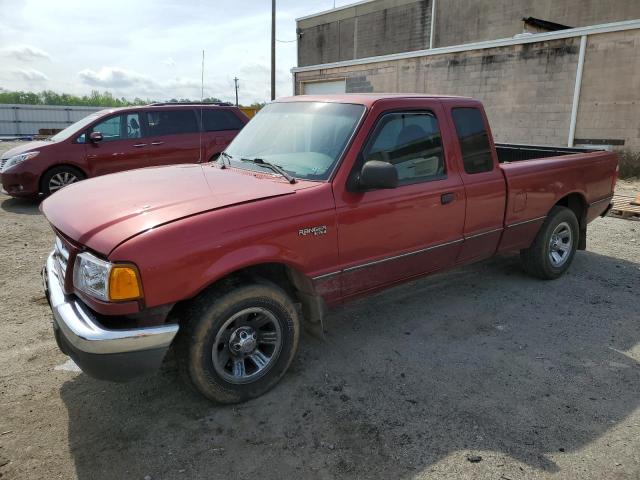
[
  {"xmin": 91, "ymin": 113, "xmax": 141, "ymax": 141},
  {"xmin": 452, "ymin": 107, "xmax": 494, "ymax": 174},
  {"xmin": 93, "ymin": 115, "xmax": 121, "ymax": 141},
  {"xmin": 363, "ymin": 111, "xmax": 446, "ymax": 185}
]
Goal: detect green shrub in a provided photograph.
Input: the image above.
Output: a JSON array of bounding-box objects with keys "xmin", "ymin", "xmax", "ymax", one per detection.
[{"xmin": 617, "ymin": 150, "xmax": 640, "ymax": 179}]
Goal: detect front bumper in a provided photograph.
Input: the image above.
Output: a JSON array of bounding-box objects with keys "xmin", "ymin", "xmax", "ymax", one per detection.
[
  {"xmin": 0, "ymin": 169, "xmax": 39, "ymax": 197},
  {"xmin": 43, "ymin": 252, "xmax": 179, "ymax": 381}
]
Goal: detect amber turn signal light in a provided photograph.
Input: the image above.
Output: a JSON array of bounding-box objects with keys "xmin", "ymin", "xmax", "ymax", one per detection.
[{"xmin": 108, "ymin": 265, "xmax": 142, "ymax": 301}]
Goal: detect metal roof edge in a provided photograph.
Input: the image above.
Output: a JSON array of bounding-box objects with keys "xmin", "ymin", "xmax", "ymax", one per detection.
[
  {"xmin": 295, "ymin": 0, "xmax": 376, "ymax": 22},
  {"xmin": 291, "ymin": 18, "xmax": 640, "ymax": 73}
]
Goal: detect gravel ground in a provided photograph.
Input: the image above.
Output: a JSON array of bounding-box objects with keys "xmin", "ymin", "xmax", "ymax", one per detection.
[{"xmin": 1, "ymin": 140, "xmax": 639, "ymax": 479}]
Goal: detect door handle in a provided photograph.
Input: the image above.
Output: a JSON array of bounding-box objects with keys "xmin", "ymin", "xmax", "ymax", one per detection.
[
  {"xmin": 133, "ymin": 143, "xmax": 147, "ymax": 148},
  {"xmin": 441, "ymin": 192, "xmax": 455, "ymax": 205},
  {"xmin": 150, "ymin": 141, "xmax": 164, "ymax": 146}
]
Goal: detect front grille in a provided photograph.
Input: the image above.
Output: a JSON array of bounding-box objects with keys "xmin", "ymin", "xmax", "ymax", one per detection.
[
  {"xmin": 0, "ymin": 157, "xmax": 8, "ymax": 171},
  {"xmin": 54, "ymin": 236, "xmax": 70, "ymax": 279}
]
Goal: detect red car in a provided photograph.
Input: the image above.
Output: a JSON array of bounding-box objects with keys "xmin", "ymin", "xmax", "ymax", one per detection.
[
  {"xmin": 0, "ymin": 102, "xmax": 248, "ymax": 197},
  {"xmin": 41, "ymin": 95, "xmax": 617, "ymax": 403}
]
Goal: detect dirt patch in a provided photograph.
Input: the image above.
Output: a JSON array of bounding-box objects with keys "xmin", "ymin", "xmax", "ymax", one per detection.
[{"xmin": 0, "ymin": 170, "xmax": 639, "ymax": 479}]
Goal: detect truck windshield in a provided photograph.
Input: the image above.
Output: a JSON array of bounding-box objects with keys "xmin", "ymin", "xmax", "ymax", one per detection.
[
  {"xmin": 225, "ymin": 101, "xmax": 365, "ymax": 181},
  {"xmin": 49, "ymin": 112, "xmax": 105, "ymax": 142}
]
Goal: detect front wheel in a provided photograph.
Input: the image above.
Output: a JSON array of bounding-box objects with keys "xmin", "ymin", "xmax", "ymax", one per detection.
[
  {"xmin": 520, "ymin": 206, "xmax": 579, "ymax": 280},
  {"xmin": 41, "ymin": 166, "xmax": 85, "ymax": 196},
  {"xmin": 175, "ymin": 281, "xmax": 300, "ymax": 403}
]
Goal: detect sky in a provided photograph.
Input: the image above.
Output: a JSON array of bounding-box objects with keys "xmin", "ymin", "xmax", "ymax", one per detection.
[{"xmin": 0, "ymin": 0, "xmax": 355, "ymax": 104}]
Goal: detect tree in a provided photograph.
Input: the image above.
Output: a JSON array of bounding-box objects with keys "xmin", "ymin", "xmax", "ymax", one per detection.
[{"xmin": 0, "ymin": 88, "xmax": 152, "ymax": 107}]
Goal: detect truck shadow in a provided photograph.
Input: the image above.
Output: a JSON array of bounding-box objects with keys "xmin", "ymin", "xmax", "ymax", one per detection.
[
  {"xmin": 0, "ymin": 196, "xmax": 41, "ymax": 215},
  {"xmin": 59, "ymin": 250, "xmax": 640, "ymax": 479}
]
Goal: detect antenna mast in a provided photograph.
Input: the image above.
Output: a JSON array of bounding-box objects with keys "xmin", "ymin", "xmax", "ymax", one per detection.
[
  {"xmin": 271, "ymin": 0, "xmax": 276, "ymax": 100},
  {"xmin": 199, "ymin": 49, "xmax": 204, "ymax": 163}
]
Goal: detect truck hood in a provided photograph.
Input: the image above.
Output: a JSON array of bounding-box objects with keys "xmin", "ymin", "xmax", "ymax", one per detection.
[{"xmin": 41, "ymin": 164, "xmax": 316, "ymax": 255}]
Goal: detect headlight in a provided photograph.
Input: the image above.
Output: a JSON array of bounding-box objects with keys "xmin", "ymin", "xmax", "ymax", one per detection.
[
  {"xmin": 73, "ymin": 251, "xmax": 142, "ymax": 302},
  {"xmin": 0, "ymin": 151, "xmax": 39, "ymax": 173}
]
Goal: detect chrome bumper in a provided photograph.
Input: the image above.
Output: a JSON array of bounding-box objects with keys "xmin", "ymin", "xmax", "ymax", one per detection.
[{"xmin": 43, "ymin": 252, "xmax": 179, "ymax": 380}]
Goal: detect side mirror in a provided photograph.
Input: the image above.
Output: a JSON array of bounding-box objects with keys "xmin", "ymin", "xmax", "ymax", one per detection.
[
  {"xmin": 89, "ymin": 131, "xmax": 103, "ymax": 143},
  {"xmin": 356, "ymin": 160, "xmax": 398, "ymax": 190}
]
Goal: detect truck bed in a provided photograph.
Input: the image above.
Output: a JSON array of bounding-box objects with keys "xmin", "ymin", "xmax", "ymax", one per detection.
[
  {"xmin": 497, "ymin": 146, "xmax": 617, "ymax": 253},
  {"xmin": 495, "ymin": 143, "xmax": 604, "ymax": 163}
]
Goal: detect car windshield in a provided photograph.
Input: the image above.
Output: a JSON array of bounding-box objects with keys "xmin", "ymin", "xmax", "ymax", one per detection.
[
  {"xmin": 49, "ymin": 111, "xmax": 105, "ymax": 142},
  {"xmin": 225, "ymin": 101, "xmax": 365, "ymax": 181}
]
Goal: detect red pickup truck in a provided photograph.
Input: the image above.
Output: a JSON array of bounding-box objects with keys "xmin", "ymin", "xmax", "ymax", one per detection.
[{"xmin": 41, "ymin": 94, "xmax": 617, "ymax": 403}]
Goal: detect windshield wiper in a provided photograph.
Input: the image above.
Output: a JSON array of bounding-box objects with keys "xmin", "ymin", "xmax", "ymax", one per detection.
[
  {"xmin": 218, "ymin": 151, "xmax": 232, "ymax": 169},
  {"xmin": 241, "ymin": 157, "xmax": 297, "ymax": 184}
]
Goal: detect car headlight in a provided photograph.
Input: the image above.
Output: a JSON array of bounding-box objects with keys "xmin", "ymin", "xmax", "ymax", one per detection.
[
  {"xmin": 73, "ymin": 251, "xmax": 142, "ymax": 302},
  {"xmin": 0, "ymin": 151, "xmax": 39, "ymax": 173}
]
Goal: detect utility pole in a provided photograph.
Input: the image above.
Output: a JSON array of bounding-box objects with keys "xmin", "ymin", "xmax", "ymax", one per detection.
[
  {"xmin": 233, "ymin": 77, "xmax": 239, "ymax": 106},
  {"xmin": 271, "ymin": 0, "xmax": 276, "ymax": 100}
]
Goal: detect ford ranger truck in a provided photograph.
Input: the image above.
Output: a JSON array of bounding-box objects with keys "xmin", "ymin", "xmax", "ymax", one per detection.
[{"xmin": 41, "ymin": 95, "xmax": 618, "ymax": 403}]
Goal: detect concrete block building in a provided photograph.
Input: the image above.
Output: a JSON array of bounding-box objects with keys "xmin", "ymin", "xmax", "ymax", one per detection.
[{"xmin": 292, "ymin": 0, "xmax": 640, "ymax": 152}]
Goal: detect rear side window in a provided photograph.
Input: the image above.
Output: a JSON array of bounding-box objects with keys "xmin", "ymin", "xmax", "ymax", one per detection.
[
  {"xmin": 364, "ymin": 111, "xmax": 446, "ymax": 185},
  {"xmin": 452, "ymin": 107, "xmax": 493, "ymax": 174},
  {"xmin": 145, "ymin": 109, "xmax": 198, "ymax": 136},
  {"xmin": 202, "ymin": 109, "xmax": 244, "ymax": 131}
]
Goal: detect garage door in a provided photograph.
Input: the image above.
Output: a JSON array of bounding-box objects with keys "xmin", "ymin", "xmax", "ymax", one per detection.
[{"xmin": 303, "ymin": 79, "xmax": 346, "ymax": 95}]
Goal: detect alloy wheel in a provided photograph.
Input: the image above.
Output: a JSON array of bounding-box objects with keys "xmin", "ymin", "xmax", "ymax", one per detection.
[
  {"xmin": 548, "ymin": 221, "xmax": 572, "ymax": 267},
  {"xmin": 211, "ymin": 307, "xmax": 282, "ymax": 384},
  {"xmin": 48, "ymin": 172, "xmax": 79, "ymax": 192}
]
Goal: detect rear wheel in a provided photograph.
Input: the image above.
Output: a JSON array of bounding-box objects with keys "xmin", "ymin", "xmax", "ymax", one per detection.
[
  {"xmin": 520, "ymin": 206, "xmax": 579, "ymax": 280},
  {"xmin": 41, "ymin": 166, "xmax": 85, "ymax": 196},
  {"xmin": 175, "ymin": 281, "xmax": 300, "ymax": 403}
]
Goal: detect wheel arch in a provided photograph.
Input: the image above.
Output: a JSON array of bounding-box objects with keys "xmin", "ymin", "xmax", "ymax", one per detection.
[
  {"xmin": 554, "ymin": 191, "xmax": 587, "ymax": 249},
  {"xmin": 39, "ymin": 163, "xmax": 88, "ymax": 193},
  {"xmin": 171, "ymin": 261, "xmax": 325, "ymax": 327}
]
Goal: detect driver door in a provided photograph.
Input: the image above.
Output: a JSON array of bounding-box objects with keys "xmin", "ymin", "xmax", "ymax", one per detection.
[
  {"xmin": 334, "ymin": 102, "xmax": 466, "ymax": 298},
  {"xmin": 86, "ymin": 111, "xmax": 149, "ymax": 176}
]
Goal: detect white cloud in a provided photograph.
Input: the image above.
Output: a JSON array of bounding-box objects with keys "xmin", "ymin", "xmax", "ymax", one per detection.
[
  {"xmin": 0, "ymin": 1, "xmax": 356, "ymax": 103},
  {"xmin": 78, "ymin": 66, "xmax": 203, "ymax": 99},
  {"xmin": 13, "ymin": 67, "xmax": 48, "ymax": 82},
  {"xmin": 167, "ymin": 77, "xmax": 200, "ymax": 89},
  {"xmin": 2, "ymin": 45, "xmax": 51, "ymax": 62},
  {"xmin": 78, "ymin": 66, "xmax": 155, "ymax": 89}
]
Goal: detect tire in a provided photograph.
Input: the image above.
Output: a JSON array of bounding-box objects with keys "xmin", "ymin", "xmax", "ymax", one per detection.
[
  {"xmin": 520, "ymin": 206, "xmax": 579, "ymax": 280},
  {"xmin": 41, "ymin": 166, "xmax": 85, "ymax": 196},
  {"xmin": 175, "ymin": 280, "xmax": 300, "ymax": 403}
]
